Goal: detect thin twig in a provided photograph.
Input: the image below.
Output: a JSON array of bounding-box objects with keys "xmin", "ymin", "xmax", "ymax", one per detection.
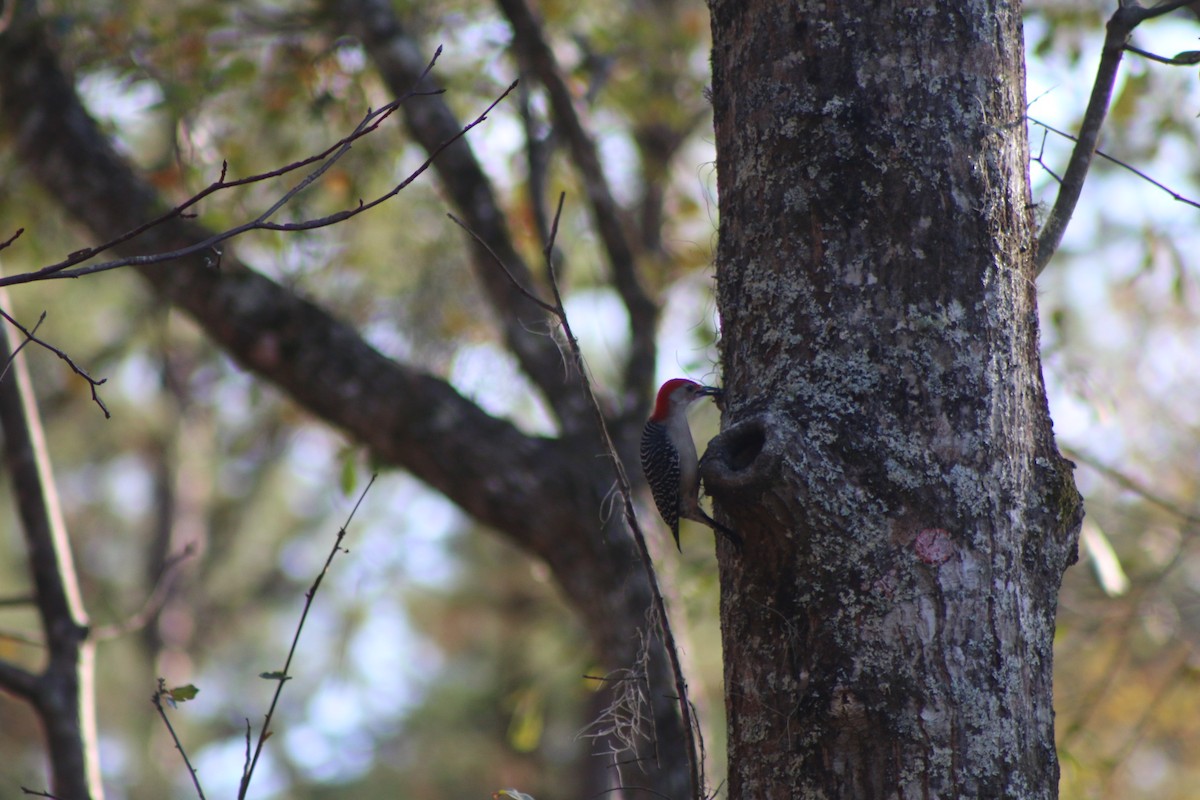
[
  {"xmin": 0, "ymin": 49, "xmax": 445, "ymax": 285},
  {"xmin": 152, "ymin": 678, "xmax": 207, "ymax": 800},
  {"xmin": 0, "ymin": 227, "xmax": 23, "ymax": 253},
  {"xmin": 1030, "ymin": 128, "xmax": 1063, "ymax": 186},
  {"xmin": 94, "ymin": 544, "xmax": 197, "ymax": 640},
  {"xmin": 1030, "ymin": 118, "xmax": 1200, "ymax": 211},
  {"xmin": 241, "ymin": 720, "xmax": 252, "ymax": 789},
  {"xmin": 446, "ymin": 214, "xmax": 557, "ymax": 314},
  {"xmin": 0, "ymin": 309, "xmax": 45, "ymax": 383},
  {"xmin": 1123, "ymin": 42, "xmax": 1199, "ymax": 65},
  {"xmin": 0, "ymin": 308, "xmax": 110, "ymax": 417},
  {"xmin": 238, "ymin": 474, "xmax": 377, "ymax": 800},
  {"xmin": 552, "ymin": 206, "xmax": 705, "ymax": 799},
  {"xmin": 478, "ymin": 192, "xmax": 704, "ymax": 800},
  {"xmin": 0, "ymin": 63, "xmax": 515, "ymax": 295},
  {"xmin": 1064, "ymin": 446, "xmax": 1200, "ymax": 526}
]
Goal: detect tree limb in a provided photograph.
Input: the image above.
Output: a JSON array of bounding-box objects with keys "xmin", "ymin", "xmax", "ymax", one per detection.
[
  {"xmin": 327, "ymin": 0, "xmax": 594, "ymax": 431},
  {"xmin": 495, "ymin": 0, "xmax": 660, "ymax": 407},
  {"xmin": 1036, "ymin": 0, "xmax": 1195, "ymax": 273},
  {"xmin": 0, "ymin": 4, "xmax": 573, "ymax": 548},
  {"xmin": 470, "ymin": 194, "xmax": 705, "ymax": 798},
  {"xmin": 0, "ymin": 659, "xmax": 38, "ymax": 699}
]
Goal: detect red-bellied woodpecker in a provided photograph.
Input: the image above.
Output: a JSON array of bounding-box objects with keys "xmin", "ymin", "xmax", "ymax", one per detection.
[{"xmin": 640, "ymin": 378, "xmax": 740, "ymax": 550}]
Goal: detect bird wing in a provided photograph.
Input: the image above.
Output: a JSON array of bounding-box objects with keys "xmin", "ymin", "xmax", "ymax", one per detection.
[{"xmin": 640, "ymin": 421, "xmax": 681, "ymax": 546}]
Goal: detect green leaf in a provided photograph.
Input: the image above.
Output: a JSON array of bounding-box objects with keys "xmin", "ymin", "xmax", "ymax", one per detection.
[
  {"xmin": 340, "ymin": 452, "xmax": 357, "ymax": 496},
  {"xmin": 259, "ymin": 671, "xmax": 291, "ymax": 681},
  {"xmin": 167, "ymin": 684, "xmax": 200, "ymax": 704},
  {"xmin": 506, "ymin": 687, "xmax": 544, "ymax": 753}
]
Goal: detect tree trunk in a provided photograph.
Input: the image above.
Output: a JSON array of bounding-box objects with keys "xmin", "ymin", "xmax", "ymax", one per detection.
[{"xmin": 703, "ymin": 3, "xmax": 1083, "ymax": 797}]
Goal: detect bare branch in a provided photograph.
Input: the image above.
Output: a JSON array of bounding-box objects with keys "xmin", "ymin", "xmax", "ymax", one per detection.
[
  {"xmin": 526, "ymin": 194, "xmax": 704, "ymax": 800},
  {"xmin": 1036, "ymin": 0, "xmax": 1197, "ymax": 273},
  {"xmin": 0, "ymin": 308, "xmax": 110, "ymax": 417},
  {"xmin": 0, "ymin": 227, "xmax": 24, "ymax": 253},
  {"xmin": 20, "ymin": 788, "xmax": 62, "ymax": 799},
  {"xmin": 152, "ymin": 679, "xmax": 207, "ymax": 800},
  {"xmin": 238, "ymin": 475, "xmax": 376, "ymax": 799},
  {"xmin": 333, "ymin": 0, "xmax": 592, "ymax": 428},
  {"xmin": 495, "ymin": 0, "xmax": 659, "ymax": 405},
  {"xmin": 0, "ymin": 309, "xmax": 45, "ymax": 383},
  {"xmin": 1124, "ymin": 42, "xmax": 1200, "ymax": 64},
  {"xmin": 0, "ymin": 49, "xmax": 443, "ymax": 285},
  {"xmin": 0, "ymin": 659, "xmax": 39, "ymax": 699},
  {"xmin": 446, "ymin": 214, "xmax": 557, "ymax": 314},
  {"xmin": 1030, "ymin": 127, "xmax": 1063, "ymax": 186},
  {"xmin": 1031, "ymin": 118, "xmax": 1200, "ymax": 211},
  {"xmin": 1063, "ymin": 446, "xmax": 1200, "ymax": 526},
  {"xmin": 93, "ymin": 544, "xmax": 197, "ymax": 641},
  {"xmin": 1139, "ymin": 0, "xmax": 1197, "ymax": 22},
  {"xmin": 0, "ymin": 74, "xmax": 517, "ymax": 289}
]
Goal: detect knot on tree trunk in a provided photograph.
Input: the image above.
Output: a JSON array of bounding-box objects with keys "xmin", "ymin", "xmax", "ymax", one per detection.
[{"xmin": 699, "ymin": 411, "xmax": 783, "ymax": 496}]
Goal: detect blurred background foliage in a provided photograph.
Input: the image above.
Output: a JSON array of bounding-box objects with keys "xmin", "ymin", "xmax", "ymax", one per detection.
[{"xmin": 0, "ymin": 0, "xmax": 1198, "ymax": 798}]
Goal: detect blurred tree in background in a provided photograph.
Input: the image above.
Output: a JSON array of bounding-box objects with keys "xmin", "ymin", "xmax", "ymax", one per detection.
[
  {"xmin": 1026, "ymin": 4, "xmax": 1200, "ymax": 798},
  {"xmin": 0, "ymin": 0, "xmax": 1197, "ymax": 798}
]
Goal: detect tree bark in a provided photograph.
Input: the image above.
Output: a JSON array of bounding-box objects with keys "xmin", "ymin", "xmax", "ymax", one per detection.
[{"xmin": 703, "ymin": 3, "xmax": 1083, "ymax": 797}]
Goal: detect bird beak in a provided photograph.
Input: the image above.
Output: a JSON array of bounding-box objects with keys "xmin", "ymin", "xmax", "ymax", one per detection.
[{"xmin": 699, "ymin": 385, "xmax": 723, "ymax": 399}]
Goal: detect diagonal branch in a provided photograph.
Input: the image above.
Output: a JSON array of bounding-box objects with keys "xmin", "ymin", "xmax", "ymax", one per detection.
[
  {"xmin": 1030, "ymin": 117, "xmax": 1200, "ymax": 211},
  {"xmin": 238, "ymin": 476, "xmax": 376, "ymax": 799},
  {"xmin": 495, "ymin": 0, "xmax": 659, "ymax": 407},
  {"xmin": 0, "ymin": 67, "xmax": 514, "ymax": 288},
  {"xmin": 1035, "ymin": 0, "xmax": 1196, "ymax": 274},
  {"xmin": 0, "ymin": 52, "xmax": 438, "ymax": 286},
  {"xmin": 471, "ymin": 194, "xmax": 704, "ymax": 800},
  {"xmin": 0, "ymin": 309, "xmax": 109, "ymax": 416},
  {"xmin": 151, "ymin": 680, "xmax": 207, "ymax": 800},
  {"xmin": 329, "ymin": 0, "xmax": 593, "ymax": 430},
  {"xmin": 0, "ymin": 659, "xmax": 38, "ymax": 699},
  {"xmin": 0, "ymin": 0, "xmax": 574, "ymax": 558}
]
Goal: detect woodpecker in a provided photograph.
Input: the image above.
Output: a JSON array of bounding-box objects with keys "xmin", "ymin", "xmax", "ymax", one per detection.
[{"xmin": 640, "ymin": 378, "xmax": 740, "ymax": 550}]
